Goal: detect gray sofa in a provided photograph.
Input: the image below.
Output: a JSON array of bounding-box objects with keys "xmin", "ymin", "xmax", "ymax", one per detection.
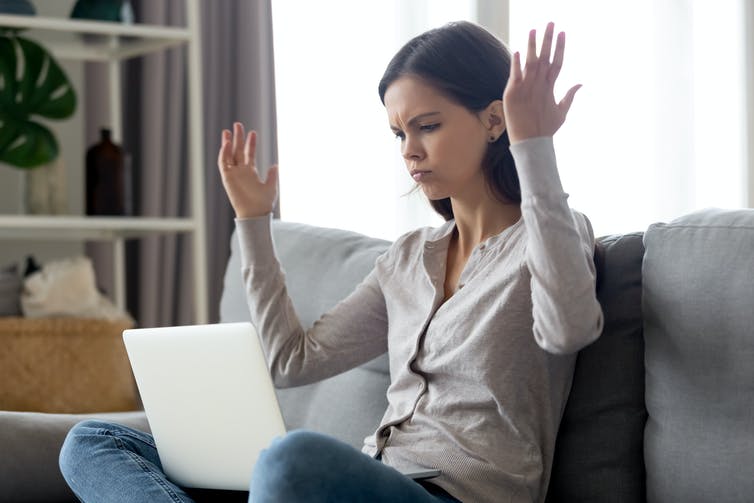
[{"xmin": 1, "ymin": 208, "xmax": 753, "ymax": 502}]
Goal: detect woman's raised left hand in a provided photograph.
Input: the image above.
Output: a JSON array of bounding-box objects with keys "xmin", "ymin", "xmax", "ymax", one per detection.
[{"xmin": 502, "ymin": 22, "xmax": 581, "ymax": 144}]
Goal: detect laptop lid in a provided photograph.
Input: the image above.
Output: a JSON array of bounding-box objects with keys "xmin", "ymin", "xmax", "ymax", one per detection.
[{"xmin": 123, "ymin": 322, "xmax": 286, "ymax": 491}]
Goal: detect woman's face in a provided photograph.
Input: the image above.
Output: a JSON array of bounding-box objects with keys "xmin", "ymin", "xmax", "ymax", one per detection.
[{"xmin": 384, "ymin": 75, "xmax": 491, "ymax": 202}]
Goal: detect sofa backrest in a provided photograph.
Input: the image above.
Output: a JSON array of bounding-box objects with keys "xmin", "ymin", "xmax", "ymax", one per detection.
[
  {"xmin": 642, "ymin": 208, "xmax": 754, "ymax": 502},
  {"xmin": 222, "ymin": 220, "xmax": 651, "ymax": 496},
  {"xmin": 220, "ymin": 219, "xmax": 391, "ymax": 448},
  {"xmin": 222, "ymin": 219, "xmax": 652, "ymax": 499},
  {"xmin": 223, "ymin": 210, "xmax": 754, "ymax": 501}
]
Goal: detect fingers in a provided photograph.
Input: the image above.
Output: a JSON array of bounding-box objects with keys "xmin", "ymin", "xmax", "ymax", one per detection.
[
  {"xmin": 264, "ymin": 164, "xmax": 279, "ymax": 186},
  {"xmin": 510, "ymin": 51, "xmax": 523, "ymax": 83},
  {"xmin": 244, "ymin": 130, "xmax": 257, "ymax": 168},
  {"xmin": 523, "ymin": 24, "xmax": 560, "ymax": 81},
  {"xmin": 525, "ymin": 28, "xmax": 537, "ymax": 68},
  {"xmin": 232, "ymin": 122, "xmax": 245, "ymax": 164},
  {"xmin": 219, "ymin": 123, "xmax": 258, "ymax": 169},
  {"xmin": 549, "ymin": 31, "xmax": 566, "ymax": 84},
  {"xmin": 218, "ymin": 129, "xmax": 233, "ymax": 171},
  {"xmin": 559, "ymin": 84, "xmax": 582, "ymax": 115},
  {"xmin": 515, "ymin": 23, "xmax": 572, "ymax": 102},
  {"xmin": 218, "ymin": 124, "xmax": 272, "ymax": 183},
  {"xmin": 539, "ymin": 22, "xmax": 555, "ymax": 64}
]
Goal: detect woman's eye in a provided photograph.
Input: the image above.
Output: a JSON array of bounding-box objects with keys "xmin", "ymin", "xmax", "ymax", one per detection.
[
  {"xmin": 420, "ymin": 123, "xmax": 440, "ymax": 132},
  {"xmin": 394, "ymin": 132, "xmax": 405, "ymax": 141}
]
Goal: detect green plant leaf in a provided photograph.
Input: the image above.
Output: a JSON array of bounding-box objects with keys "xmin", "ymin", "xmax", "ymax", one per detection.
[
  {"xmin": 0, "ymin": 117, "xmax": 58, "ymax": 169},
  {"xmin": 0, "ymin": 36, "xmax": 17, "ymax": 110},
  {"xmin": 0, "ymin": 33, "xmax": 76, "ymax": 168},
  {"xmin": 16, "ymin": 36, "xmax": 76, "ymax": 119},
  {"xmin": 0, "ymin": 115, "xmax": 21, "ymax": 152}
]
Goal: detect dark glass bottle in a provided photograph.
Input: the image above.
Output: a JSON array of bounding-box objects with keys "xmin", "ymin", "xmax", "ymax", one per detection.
[{"xmin": 86, "ymin": 128, "xmax": 130, "ymax": 216}]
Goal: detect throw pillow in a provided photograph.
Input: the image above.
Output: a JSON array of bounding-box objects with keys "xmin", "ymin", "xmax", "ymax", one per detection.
[{"xmin": 546, "ymin": 232, "xmax": 647, "ymax": 503}]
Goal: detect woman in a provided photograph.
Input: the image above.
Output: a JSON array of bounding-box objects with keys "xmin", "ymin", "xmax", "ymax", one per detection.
[
  {"xmin": 60, "ymin": 20, "xmax": 602, "ymax": 503},
  {"xmin": 222, "ymin": 19, "xmax": 602, "ymax": 503}
]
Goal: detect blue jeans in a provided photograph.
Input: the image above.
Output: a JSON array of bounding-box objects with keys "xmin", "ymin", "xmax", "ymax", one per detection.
[{"xmin": 59, "ymin": 420, "xmax": 460, "ymax": 503}]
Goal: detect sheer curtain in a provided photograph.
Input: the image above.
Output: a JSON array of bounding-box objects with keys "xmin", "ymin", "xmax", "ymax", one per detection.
[
  {"xmin": 86, "ymin": 0, "xmax": 278, "ymax": 326},
  {"xmin": 271, "ymin": 0, "xmax": 477, "ymax": 240},
  {"xmin": 125, "ymin": 0, "xmax": 278, "ymax": 326},
  {"xmin": 508, "ymin": 0, "xmax": 748, "ymax": 236}
]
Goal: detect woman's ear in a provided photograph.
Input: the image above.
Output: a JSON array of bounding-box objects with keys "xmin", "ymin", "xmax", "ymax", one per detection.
[{"xmin": 481, "ymin": 99, "xmax": 506, "ymax": 142}]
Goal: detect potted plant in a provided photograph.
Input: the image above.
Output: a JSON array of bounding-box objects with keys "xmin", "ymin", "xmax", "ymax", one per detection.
[{"xmin": 0, "ymin": 27, "xmax": 77, "ymax": 169}]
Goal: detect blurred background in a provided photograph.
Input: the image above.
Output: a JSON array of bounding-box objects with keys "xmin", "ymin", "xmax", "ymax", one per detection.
[{"xmin": 273, "ymin": 0, "xmax": 752, "ymax": 239}]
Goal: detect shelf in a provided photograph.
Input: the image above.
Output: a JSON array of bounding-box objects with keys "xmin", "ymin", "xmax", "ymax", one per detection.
[
  {"xmin": 0, "ymin": 1, "xmax": 209, "ymax": 322},
  {"xmin": 0, "ymin": 13, "xmax": 190, "ymax": 61},
  {"xmin": 0, "ymin": 215, "xmax": 196, "ymax": 240}
]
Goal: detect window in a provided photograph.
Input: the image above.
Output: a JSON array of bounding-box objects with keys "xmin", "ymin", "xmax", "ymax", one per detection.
[
  {"xmin": 272, "ymin": 1, "xmax": 749, "ymax": 238},
  {"xmin": 509, "ymin": 0, "xmax": 748, "ymax": 235},
  {"xmin": 272, "ymin": 0, "xmax": 474, "ymax": 239}
]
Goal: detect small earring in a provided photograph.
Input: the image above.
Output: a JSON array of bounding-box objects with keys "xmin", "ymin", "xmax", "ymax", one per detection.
[{"xmin": 489, "ymin": 135, "xmax": 497, "ymax": 142}]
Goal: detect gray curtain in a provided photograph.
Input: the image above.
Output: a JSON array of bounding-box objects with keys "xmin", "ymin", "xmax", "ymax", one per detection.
[{"xmin": 86, "ymin": 0, "xmax": 278, "ymax": 327}]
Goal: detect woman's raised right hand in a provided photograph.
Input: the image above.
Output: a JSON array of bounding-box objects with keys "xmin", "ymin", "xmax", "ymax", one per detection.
[{"xmin": 217, "ymin": 122, "xmax": 279, "ymax": 218}]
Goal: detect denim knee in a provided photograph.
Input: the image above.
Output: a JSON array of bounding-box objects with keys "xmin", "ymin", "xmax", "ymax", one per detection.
[
  {"xmin": 251, "ymin": 430, "xmax": 330, "ymax": 496},
  {"xmin": 258, "ymin": 430, "xmax": 325, "ymax": 473},
  {"xmin": 268, "ymin": 430, "xmax": 329, "ymax": 455},
  {"xmin": 59, "ymin": 420, "xmax": 112, "ymax": 485}
]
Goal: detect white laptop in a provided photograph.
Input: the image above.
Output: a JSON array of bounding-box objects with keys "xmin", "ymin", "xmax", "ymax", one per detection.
[
  {"xmin": 123, "ymin": 322, "xmax": 439, "ymax": 491},
  {"xmin": 123, "ymin": 322, "xmax": 284, "ymax": 490}
]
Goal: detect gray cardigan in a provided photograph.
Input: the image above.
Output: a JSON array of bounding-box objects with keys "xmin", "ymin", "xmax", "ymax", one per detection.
[{"xmin": 236, "ymin": 136, "xmax": 603, "ymax": 503}]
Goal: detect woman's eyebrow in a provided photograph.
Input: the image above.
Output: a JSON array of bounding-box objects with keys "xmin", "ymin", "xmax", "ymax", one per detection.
[{"xmin": 390, "ymin": 111, "xmax": 441, "ymax": 131}]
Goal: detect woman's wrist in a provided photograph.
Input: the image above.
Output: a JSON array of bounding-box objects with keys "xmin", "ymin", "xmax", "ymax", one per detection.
[{"xmin": 235, "ymin": 210, "xmax": 272, "ymax": 219}]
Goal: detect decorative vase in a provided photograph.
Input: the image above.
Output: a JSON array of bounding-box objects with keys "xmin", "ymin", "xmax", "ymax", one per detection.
[
  {"xmin": 0, "ymin": 0, "xmax": 35, "ymax": 15},
  {"xmin": 22, "ymin": 157, "xmax": 69, "ymax": 215},
  {"xmin": 69, "ymin": 0, "xmax": 133, "ymax": 43},
  {"xmin": 86, "ymin": 128, "xmax": 130, "ymax": 216},
  {"xmin": 70, "ymin": 0, "xmax": 132, "ymax": 23}
]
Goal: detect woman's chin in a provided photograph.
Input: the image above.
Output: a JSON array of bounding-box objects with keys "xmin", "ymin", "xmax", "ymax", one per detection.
[{"xmin": 421, "ymin": 187, "xmax": 449, "ymax": 201}]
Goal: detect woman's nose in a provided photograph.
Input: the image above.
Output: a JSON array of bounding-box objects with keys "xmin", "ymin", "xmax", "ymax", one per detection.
[{"xmin": 402, "ymin": 135, "xmax": 424, "ymax": 161}]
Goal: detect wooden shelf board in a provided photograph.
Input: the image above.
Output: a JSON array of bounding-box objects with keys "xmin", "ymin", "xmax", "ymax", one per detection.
[
  {"xmin": 0, "ymin": 13, "xmax": 190, "ymax": 60},
  {"xmin": 0, "ymin": 215, "xmax": 196, "ymax": 240}
]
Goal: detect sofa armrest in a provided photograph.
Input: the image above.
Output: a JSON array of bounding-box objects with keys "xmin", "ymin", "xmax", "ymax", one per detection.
[{"xmin": 0, "ymin": 410, "xmax": 149, "ymax": 503}]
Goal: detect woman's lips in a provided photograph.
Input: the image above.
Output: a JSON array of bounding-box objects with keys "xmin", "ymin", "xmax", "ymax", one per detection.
[{"xmin": 411, "ymin": 170, "xmax": 432, "ymax": 181}]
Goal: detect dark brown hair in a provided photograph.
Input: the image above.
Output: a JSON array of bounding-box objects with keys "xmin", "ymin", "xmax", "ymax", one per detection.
[{"xmin": 378, "ymin": 21, "xmax": 519, "ymax": 221}]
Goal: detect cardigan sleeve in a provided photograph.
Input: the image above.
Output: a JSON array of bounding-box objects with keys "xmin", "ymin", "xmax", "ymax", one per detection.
[
  {"xmin": 509, "ymin": 137, "xmax": 604, "ymax": 354},
  {"xmin": 235, "ymin": 216, "xmax": 389, "ymax": 387}
]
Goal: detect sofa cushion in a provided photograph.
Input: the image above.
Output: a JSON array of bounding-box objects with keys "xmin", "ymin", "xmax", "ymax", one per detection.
[
  {"xmin": 642, "ymin": 208, "xmax": 754, "ymax": 502},
  {"xmin": 546, "ymin": 233, "xmax": 647, "ymax": 502},
  {"xmin": 220, "ymin": 220, "xmax": 391, "ymax": 448}
]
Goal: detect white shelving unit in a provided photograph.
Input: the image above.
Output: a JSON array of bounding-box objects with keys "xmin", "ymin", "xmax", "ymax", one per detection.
[{"xmin": 0, "ymin": 0, "xmax": 208, "ymax": 323}]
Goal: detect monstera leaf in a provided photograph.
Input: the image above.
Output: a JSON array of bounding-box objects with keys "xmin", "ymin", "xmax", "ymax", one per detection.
[{"xmin": 0, "ymin": 32, "xmax": 77, "ymax": 169}]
